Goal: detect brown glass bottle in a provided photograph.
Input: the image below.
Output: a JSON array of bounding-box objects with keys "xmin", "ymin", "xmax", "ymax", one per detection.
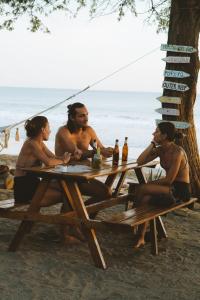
[
  {"xmin": 113, "ymin": 139, "xmax": 119, "ymax": 166},
  {"xmin": 122, "ymin": 137, "xmax": 128, "ymax": 162}
]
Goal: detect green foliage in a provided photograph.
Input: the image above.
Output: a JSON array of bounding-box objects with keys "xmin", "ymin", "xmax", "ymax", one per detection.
[
  {"xmin": 147, "ymin": 167, "xmax": 163, "ymax": 182},
  {"xmin": 0, "ymin": 0, "xmax": 171, "ymax": 32}
]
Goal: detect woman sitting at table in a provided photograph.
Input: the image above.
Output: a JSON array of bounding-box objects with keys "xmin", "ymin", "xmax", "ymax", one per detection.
[
  {"xmin": 14, "ymin": 116, "xmax": 71, "ymax": 206},
  {"xmin": 133, "ymin": 121, "xmax": 190, "ymax": 248}
]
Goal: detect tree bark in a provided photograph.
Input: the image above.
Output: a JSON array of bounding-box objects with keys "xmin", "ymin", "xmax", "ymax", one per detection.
[{"xmin": 162, "ymin": 0, "xmax": 200, "ymax": 197}]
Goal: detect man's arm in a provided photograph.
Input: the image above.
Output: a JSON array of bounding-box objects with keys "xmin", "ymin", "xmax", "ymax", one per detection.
[
  {"xmin": 88, "ymin": 127, "xmax": 113, "ymax": 158},
  {"xmin": 55, "ymin": 127, "xmax": 82, "ymax": 160}
]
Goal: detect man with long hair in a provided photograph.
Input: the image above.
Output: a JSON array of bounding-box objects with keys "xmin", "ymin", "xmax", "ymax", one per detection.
[
  {"xmin": 55, "ymin": 102, "xmax": 113, "ymax": 159},
  {"xmin": 55, "ymin": 103, "xmax": 113, "ymax": 233}
]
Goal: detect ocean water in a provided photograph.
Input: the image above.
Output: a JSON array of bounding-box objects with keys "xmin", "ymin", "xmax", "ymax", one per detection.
[{"xmin": 0, "ymin": 86, "xmax": 199, "ymax": 159}]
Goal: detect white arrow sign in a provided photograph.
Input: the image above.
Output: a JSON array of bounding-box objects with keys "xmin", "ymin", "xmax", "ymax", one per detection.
[
  {"xmin": 155, "ymin": 108, "xmax": 180, "ymax": 116},
  {"xmin": 161, "ymin": 44, "xmax": 197, "ymax": 53},
  {"xmin": 162, "ymin": 56, "xmax": 190, "ymax": 63},
  {"xmin": 162, "ymin": 81, "xmax": 189, "ymax": 92},
  {"xmin": 156, "ymin": 96, "xmax": 182, "ymax": 104},
  {"xmin": 156, "ymin": 119, "xmax": 190, "ymax": 129},
  {"xmin": 164, "ymin": 69, "xmax": 190, "ymax": 78}
]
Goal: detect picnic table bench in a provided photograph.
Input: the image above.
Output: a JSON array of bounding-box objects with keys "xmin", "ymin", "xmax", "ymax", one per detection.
[
  {"xmin": 90, "ymin": 197, "xmax": 197, "ymax": 255},
  {"xmin": 0, "ymin": 159, "xmax": 198, "ymax": 269}
]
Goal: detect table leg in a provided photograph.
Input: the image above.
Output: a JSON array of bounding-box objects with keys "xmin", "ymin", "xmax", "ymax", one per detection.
[
  {"xmin": 112, "ymin": 171, "xmax": 127, "ymax": 197},
  {"xmin": 134, "ymin": 168, "xmax": 147, "ymax": 184},
  {"xmin": 8, "ymin": 179, "xmax": 49, "ymax": 252},
  {"xmin": 105, "ymin": 173, "xmax": 118, "ymax": 189},
  {"xmin": 62, "ymin": 180, "xmax": 107, "ymax": 269},
  {"xmin": 150, "ymin": 218, "xmax": 158, "ymax": 255},
  {"xmin": 156, "ymin": 216, "xmax": 168, "ymax": 239}
]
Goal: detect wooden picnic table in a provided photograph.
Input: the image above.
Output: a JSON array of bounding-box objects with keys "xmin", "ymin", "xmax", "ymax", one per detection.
[{"xmin": 0, "ymin": 159, "xmax": 158, "ymax": 269}]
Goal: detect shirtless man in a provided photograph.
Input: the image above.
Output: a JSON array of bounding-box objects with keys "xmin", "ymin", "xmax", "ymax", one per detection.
[
  {"xmin": 55, "ymin": 102, "xmax": 113, "ymax": 206},
  {"xmin": 55, "ymin": 102, "xmax": 113, "ymax": 159}
]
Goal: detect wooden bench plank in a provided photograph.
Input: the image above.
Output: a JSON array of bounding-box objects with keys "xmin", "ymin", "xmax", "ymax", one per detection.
[
  {"xmin": 103, "ymin": 198, "xmax": 198, "ymax": 227},
  {"xmin": 0, "ymin": 209, "xmax": 79, "ymax": 225}
]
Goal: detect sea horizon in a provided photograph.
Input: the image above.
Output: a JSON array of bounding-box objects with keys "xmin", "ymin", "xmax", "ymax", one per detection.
[{"xmin": 0, "ymin": 86, "xmax": 199, "ymax": 158}]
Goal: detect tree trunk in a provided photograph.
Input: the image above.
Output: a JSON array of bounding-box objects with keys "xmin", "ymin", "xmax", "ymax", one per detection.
[{"xmin": 162, "ymin": 0, "xmax": 200, "ymax": 197}]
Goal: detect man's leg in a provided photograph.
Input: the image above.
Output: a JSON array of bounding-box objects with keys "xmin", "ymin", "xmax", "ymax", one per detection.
[{"xmin": 80, "ymin": 179, "xmax": 112, "ymax": 205}]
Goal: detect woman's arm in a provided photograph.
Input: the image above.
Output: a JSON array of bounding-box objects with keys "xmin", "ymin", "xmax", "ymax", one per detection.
[
  {"xmin": 31, "ymin": 141, "xmax": 69, "ymax": 166},
  {"xmin": 137, "ymin": 142, "xmax": 159, "ymax": 165}
]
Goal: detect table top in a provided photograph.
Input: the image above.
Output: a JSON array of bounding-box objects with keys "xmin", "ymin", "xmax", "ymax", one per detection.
[{"xmin": 23, "ymin": 159, "xmax": 158, "ymax": 180}]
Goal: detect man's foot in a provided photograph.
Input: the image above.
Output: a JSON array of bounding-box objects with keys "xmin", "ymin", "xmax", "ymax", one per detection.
[
  {"xmin": 133, "ymin": 237, "xmax": 145, "ymax": 249},
  {"xmin": 62, "ymin": 234, "xmax": 83, "ymax": 245},
  {"xmin": 68, "ymin": 226, "xmax": 86, "ymax": 242},
  {"xmin": 60, "ymin": 225, "xmax": 86, "ymax": 243}
]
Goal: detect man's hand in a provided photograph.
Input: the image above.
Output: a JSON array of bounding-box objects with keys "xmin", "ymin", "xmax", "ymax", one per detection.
[
  {"xmin": 101, "ymin": 147, "xmax": 113, "ymax": 158},
  {"xmin": 73, "ymin": 148, "xmax": 83, "ymax": 160},
  {"xmin": 63, "ymin": 152, "xmax": 71, "ymax": 164}
]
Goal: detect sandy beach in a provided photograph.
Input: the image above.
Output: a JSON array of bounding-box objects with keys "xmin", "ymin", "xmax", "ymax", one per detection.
[{"xmin": 0, "ymin": 154, "xmax": 200, "ymax": 300}]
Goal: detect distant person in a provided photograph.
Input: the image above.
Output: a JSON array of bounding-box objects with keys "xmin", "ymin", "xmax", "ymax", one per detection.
[
  {"xmin": 55, "ymin": 102, "xmax": 113, "ymax": 205},
  {"xmin": 14, "ymin": 116, "xmax": 71, "ymax": 206},
  {"xmin": 133, "ymin": 121, "xmax": 190, "ymax": 248}
]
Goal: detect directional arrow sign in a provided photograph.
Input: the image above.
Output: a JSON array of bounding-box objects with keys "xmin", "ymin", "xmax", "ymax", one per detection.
[
  {"xmin": 162, "ymin": 81, "xmax": 189, "ymax": 92},
  {"xmin": 161, "ymin": 44, "xmax": 197, "ymax": 53},
  {"xmin": 156, "ymin": 119, "xmax": 190, "ymax": 129},
  {"xmin": 156, "ymin": 96, "xmax": 182, "ymax": 104},
  {"xmin": 155, "ymin": 108, "xmax": 180, "ymax": 116},
  {"xmin": 162, "ymin": 56, "xmax": 190, "ymax": 63},
  {"xmin": 164, "ymin": 69, "xmax": 190, "ymax": 78}
]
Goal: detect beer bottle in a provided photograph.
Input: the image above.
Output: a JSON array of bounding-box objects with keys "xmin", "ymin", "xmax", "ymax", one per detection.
[
  {"xmin": 122, "ymin": 137, "xmax": 128, "ymax": 162},
  {"xmin": 92, "ymin": 146, "xmax": 102, "ymax": 169},
  {"xmin": 113, "ymin": 139, "xmax": 119, "ymax": 166}
]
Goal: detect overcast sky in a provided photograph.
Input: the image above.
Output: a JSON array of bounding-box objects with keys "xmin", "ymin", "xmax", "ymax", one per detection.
[{"xmin": 0, "ymin": 8, "xmax": 199, "ymax": 92}]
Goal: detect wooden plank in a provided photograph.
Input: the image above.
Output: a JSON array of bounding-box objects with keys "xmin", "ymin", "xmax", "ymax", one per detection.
[
  {"xmin": 112, "ymin": 171, "xmax": 127, "ymax": 197},
  {"xmin": 162, "ymin": 81, "xmax": 189, "ymax": 92},
  {"xmin": 156, "ymin": 216, "xmax": 168, "ymax": 239},
  {"xmin": 162, "ymin": 56, "xmax": 190, "ymax": 63},
  {"xmin": 150, "ymin": 219, "xmax": 158, "ymax": 255},
  {"xmin": 85, "ymin": 195, "xmax": 128, "ymax": 214},
  {"xmin": 0, "ymin": 209, "xmax": 79, "ymax": 225},
  {"xmin": 8, "ymin": 180, "xmax": 49, "ymax": 252},
  {"xmin": 156, "ymin": 119, "xmax": 190, "ymax": 129},
  {"xmin": 134, "ymin": 168, "xmax": 147, "ymax": 184},
  {"xmin": 155, "ymin": 108, "xmax": 180, "ymax": 116},
  {"xmin": 104, "ymin": 198, "xmax": 197, "ymax": 227},
  {"xmin": 161, "ymin": 44, "xmax": 197, "ymax": 53},
  {"xmin": 164, "ymin": 69, "xmax": 190, "ymax": 78},
  {"xmin": 156, "ymin": 96, "xmax": 181, "ymax": 104},
  {"xmin": 64, "ymin": 181, "xmax": 107, "ymax": 269}
]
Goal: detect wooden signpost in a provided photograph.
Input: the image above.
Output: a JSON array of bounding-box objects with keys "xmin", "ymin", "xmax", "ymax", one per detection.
[
  {"xmin": 162, "ymin": 56, "xmax": 190, "ymax": 63},
  {"xmin": 156, "ymin": 96, "xmax": 182, "ymax": 104},
  {"xmin": 160, "ymin": 44, "xmax": 197, "ymax": 53},
  {"xmin": 164, "ymin": 69, "xmax": 190, "ymax": 78},
  {"xmin": 162, "ymin": 81, "xmax": 189, "ymax": 92},
  {"xmin": 156, "ymin": 119, "xmax": 190, "ymax": 129},
  {"xmin": 155, "ymin": 108, "xmax": 180, "ymax": 116}
]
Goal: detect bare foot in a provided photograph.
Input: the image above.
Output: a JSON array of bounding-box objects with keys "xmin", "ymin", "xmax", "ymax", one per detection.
[
  {"xmin": 133, "ymin": 237, "xmax": 145, "ymax": 249},
  {"xmin": 62, "ymin": 234, "xmax": 83, "ymax": 245},
  {"xmin": 60, "ymin": 225, "xmax": 86, "ymax": 243},
  {"xmin": 68, "ymin": 226, "xmax": 86, "ymax": 242}
]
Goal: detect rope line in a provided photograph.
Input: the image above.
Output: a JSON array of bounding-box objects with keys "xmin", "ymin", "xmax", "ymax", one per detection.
[{"xmin": 0, "ymin": 46, "xmax": 159, "ymax": 151}]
